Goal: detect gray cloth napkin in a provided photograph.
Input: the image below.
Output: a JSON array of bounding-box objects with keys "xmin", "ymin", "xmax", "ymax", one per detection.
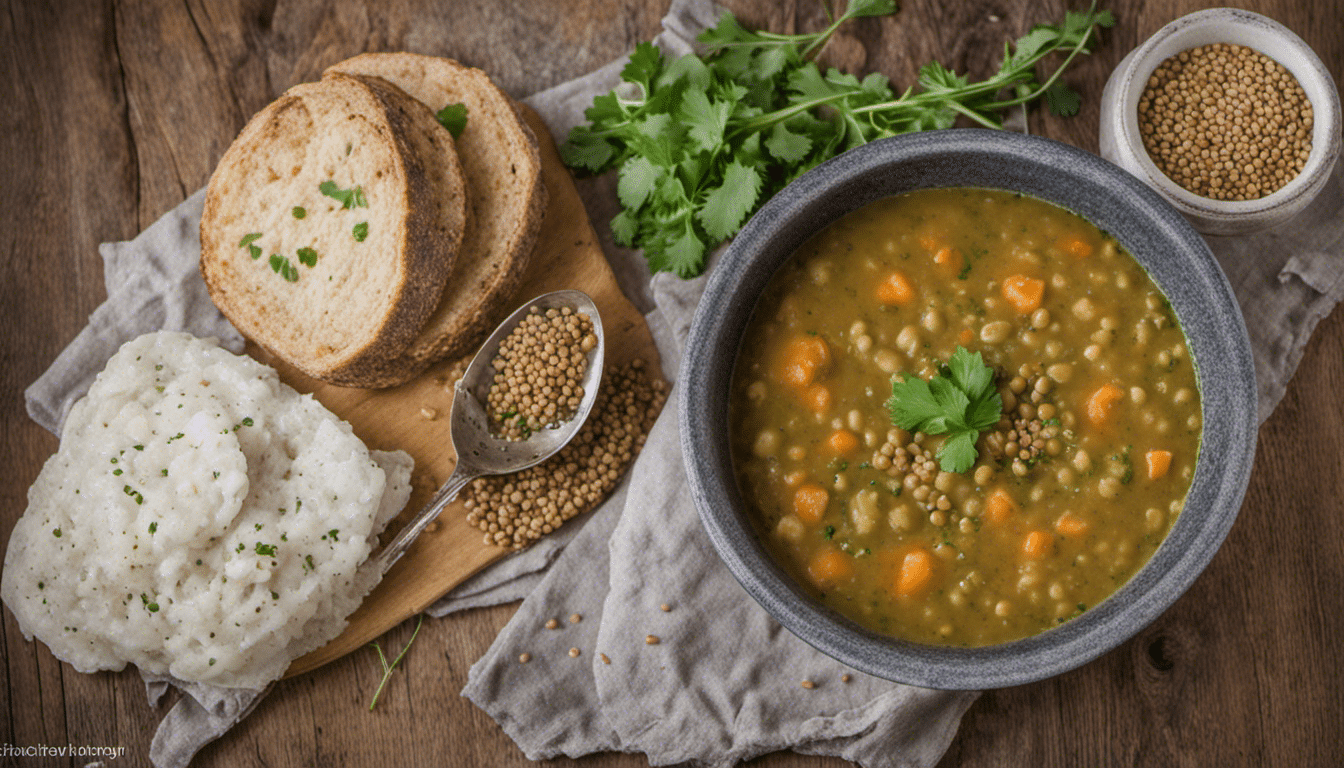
[{"xmin": 20, "ymin": 0, "xmax": 1344, "ymax": 764}]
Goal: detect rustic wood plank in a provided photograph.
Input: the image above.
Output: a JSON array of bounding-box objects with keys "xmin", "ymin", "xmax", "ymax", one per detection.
[{"xmin": 3, "ymin": 1, "xmax": 1342, "ymax": 766}]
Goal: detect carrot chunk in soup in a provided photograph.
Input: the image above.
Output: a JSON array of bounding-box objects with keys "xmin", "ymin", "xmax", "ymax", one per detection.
[
  {"xmin": 1002, "ymin": 274, "xmax": 1045, "ymax": 313},
  {"xmin": 802, "ymin": 383, "xmax": 832, "ymax": 414},
  {"xmin": 1055, "ymin": 514, "xmax": 1091, "ymax": 537},
  {"xmin": 1022, "ymin": 530, "xmax": 1055, "ymax": 560},
  {"xmin": 1059, "ymin": 233, "xmax": 1094, "ymax": 258},
  {"xmin": 793, "ymin": 483, "xmax": 830, "ymax": 524},
  {"xmin": 808, "ymin": 547, "xmax": 856, "ymax": 587},
  {"xmin": 1085, "ymin": 383, "xmax": 1124, "ymax": 428},
  {"xmin": 876, "ymin": 271, "xmax": 916, "ymax": 306},
  {"xmin": 1146, "ymin": 450, "xmax": 1173, "ymax": 480},
  {"xmin": 824, "ymin": 429, "xmax": 860, "ymax": 456},
  {"xmin": 985, "ymin": 488, "xmax": 1018, "ymax": 524},
  {"xmin": 894, "ymin": 548, "xmax": 937, "ymax": 596},
  {"xmin": 775, "ymin": 336, "xmax": 831, "ymax": 389}
]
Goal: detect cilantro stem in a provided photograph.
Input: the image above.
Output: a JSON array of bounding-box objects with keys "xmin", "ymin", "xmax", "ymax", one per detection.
[
  {"xmin": 979, "ymin": 22, "xmax": 1098, "ymax": 111},
  {"xmin": 367, "ymin": 614, "xmax": 424, "ymax": 710}
]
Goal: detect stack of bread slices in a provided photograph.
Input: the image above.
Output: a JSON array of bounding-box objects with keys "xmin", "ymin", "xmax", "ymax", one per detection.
[{"xmin": 200, "ymin": 53, "xmax": 546, "ymax": 388}]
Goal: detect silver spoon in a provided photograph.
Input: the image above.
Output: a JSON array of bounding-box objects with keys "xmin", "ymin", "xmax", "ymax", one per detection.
[{"xmin": 376, "ymin": 289, "xmax": 605, "ymax": 571}]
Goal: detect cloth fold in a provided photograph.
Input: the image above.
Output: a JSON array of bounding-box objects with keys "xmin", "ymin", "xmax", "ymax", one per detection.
[{"xmin": 19, "ymin": 0, "xmax": 1344, "ymax": 765}]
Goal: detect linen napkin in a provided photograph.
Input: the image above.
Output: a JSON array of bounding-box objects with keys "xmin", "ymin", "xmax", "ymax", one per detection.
[{"xmin": 19, "ymin": 0, "xmax": 1344, "ymax": 764}]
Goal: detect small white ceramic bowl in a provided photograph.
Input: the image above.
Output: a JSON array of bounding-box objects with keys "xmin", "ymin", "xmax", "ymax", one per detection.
[{"xmin": 1099, "ymin": 8, "xmax": 1341, "ymax": 235}]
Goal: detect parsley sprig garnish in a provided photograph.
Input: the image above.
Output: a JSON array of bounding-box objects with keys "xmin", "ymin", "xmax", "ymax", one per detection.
[
  {"xmin": 561, "ymin": 1, "xmax": 1113, "ymax": 277},
  {"xmin": 886, "ymin": 346, "xmax": 1002, "ymax": 474}
]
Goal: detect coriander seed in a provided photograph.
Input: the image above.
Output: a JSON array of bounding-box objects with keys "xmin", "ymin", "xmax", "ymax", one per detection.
[
  {"xmin": 486, "ymin": 306, "xmax": 597, "ymax": 441},
  {"xmin": 1138, "ymin": 43, "xmax": 1312, "ymax": 200}
]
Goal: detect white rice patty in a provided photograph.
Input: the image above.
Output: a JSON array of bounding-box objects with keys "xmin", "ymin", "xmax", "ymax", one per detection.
[{"xmin": 1, "ymin": 332, "xmax": 411, "ymax": 689}]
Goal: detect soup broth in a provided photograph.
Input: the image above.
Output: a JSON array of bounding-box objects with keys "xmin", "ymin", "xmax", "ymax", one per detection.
[{"xmin": 730, "ymin": 188, "xmax": 1201, "ymax": 646}]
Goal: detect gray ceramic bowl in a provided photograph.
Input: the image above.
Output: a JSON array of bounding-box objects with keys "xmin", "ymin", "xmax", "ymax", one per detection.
[{"xmin": 679, "ymin": 129, "xmax": 1258, "ymax": 690}]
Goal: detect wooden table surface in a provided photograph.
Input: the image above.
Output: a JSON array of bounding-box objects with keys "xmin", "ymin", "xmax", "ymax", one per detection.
[{"xmin": 2, "ymin": 1, "xmax": 1341, "ymax": 766}]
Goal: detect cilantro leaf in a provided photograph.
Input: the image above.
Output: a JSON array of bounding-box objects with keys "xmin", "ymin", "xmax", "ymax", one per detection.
[
  {"xmin": 1044, "ymin": 81, "xmax": 1082, "ymax": 116},
  {"xmin": 434, "ymin": 103, "xmax": 468, "ymax": 138},
  {"xmin": 886, "ymin": 346, "xmax": 1004, "ymax": 473},
  {"xmin": 617, "ymin": 156, "xmax": 660, "ymax": 211},
  {"xmin": 939, "ymin": 431, "xmax": 980, "ymax": 475},
  {"xmin": 765, "ymin": 122, "xmax": 812, "ymax": 163},
  {"xmin": 698, "ymin": 160, "xmax": 761, "ymax": 241}
]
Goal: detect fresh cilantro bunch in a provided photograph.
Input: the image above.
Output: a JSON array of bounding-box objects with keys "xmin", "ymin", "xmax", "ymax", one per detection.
[
  {"xmin": 886, "ymin": 346, "xmax": 1003, "ymax": 474},
  {"xmin": 561, "ymin": 1, "xmax": 1114, "ymax": 277}
]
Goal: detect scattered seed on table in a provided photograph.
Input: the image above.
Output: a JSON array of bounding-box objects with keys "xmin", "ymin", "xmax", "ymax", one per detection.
[
  {"xmin": 518, "ymin": 653, "xmax": 531, "ymax": 664},
  {"xmin": 599, "ymin": 653, "xmax": 611, "ymax": 665},
  {"xmin": 659, "ymin": 603, "xmax": 672, "ymax": 612},
  {"xmin": 841, "ymin": 673, "xmax": 852, "ymax": 683},
  {"xmin": 420, "ymin": 406, "xmax": 437, "ymax": 421},
  {"xmin": 801, "ymin": 680, "xmax": 815, "ymax": 689},
  {"xmin": 569, "ymin": 613, "xmax": 582, "ymax": 624},
  {"xmin": 544, "ymin": 618, "xmax": 559, "ymax": 630},
  {"xmin": 645, "ymin": 634, "xmax": 660, "ymax": 645},
  {"xmin": 568, "ymin": 647, "xmax": 581, "ymax": 658}
]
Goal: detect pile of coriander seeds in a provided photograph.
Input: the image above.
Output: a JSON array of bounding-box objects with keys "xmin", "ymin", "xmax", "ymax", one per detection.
[
  {"xmin": 485, "ymin": 305, "xmax": 598, "ymax": 440},
  {"xmin": 464, "ymin": 359, "xmax": 667, "ymax": 550},
  {"xmin": 1138, "ymin": 43, "xmax": 1313, "ymax": 200}
]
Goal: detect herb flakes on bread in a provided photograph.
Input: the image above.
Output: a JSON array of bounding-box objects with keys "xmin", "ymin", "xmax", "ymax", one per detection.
[{"xmin": 200, "ymin": 71, "xmax": 468, "ymax": 387}]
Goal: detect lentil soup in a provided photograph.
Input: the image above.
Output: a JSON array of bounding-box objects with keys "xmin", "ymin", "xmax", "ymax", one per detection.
[{"xmin": 729, "ymin": 188, "xmax": 1201, "ymax": 646}]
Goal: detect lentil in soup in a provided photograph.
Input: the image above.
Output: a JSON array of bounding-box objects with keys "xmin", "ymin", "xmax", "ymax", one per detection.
[{"xmin": 730, "ymin": 188, "xmax": 1201, "ymax": 646}]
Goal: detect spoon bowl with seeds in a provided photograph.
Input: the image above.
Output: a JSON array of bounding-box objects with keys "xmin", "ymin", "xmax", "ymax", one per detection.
[{"xmin": 376, "ymin": 289, "xmax": 604, "ymax": 571}]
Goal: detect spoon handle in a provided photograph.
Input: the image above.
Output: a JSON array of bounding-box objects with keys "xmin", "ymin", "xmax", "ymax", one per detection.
[{"xmin": 376, "ymin": 463, "xmax": 480, "ymax": 573}]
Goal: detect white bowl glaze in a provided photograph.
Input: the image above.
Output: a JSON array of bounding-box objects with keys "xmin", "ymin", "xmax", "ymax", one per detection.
[{"xmin": 1099, "ymin": 8, "xmax": 1341, "ymax": 235}]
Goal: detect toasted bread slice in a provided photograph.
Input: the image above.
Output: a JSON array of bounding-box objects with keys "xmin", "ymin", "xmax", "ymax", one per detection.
[
  {"xmin": 200, "ymin": 72, "xmax": 468, "ymax": 386},
  {"xmin": 325, "ymin": 53, "xmax": 546, "ymax": 386}
]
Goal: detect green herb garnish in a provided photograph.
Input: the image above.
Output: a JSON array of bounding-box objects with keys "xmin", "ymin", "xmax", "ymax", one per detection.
[
  {"xmin": 319, "ymin": 180, "xmax": 368, "ymax": 209},
  {"xmin": 255, "ymin": 542, "xmax": 277, "ymax": 557},
  {"xmin": 367, "ymin": 615, "xmax": 424, "ymax": 710},
  {"xmin": 268, "ymin": 254, "xmax": 299, "ymax": 282},
  {"xmin": 561, "ymin": 1, "xmax": 1112, "ymax": 277},
  {"xmin": 435, "ymin": 103, "xmax": 468, "ymax": 139},
  {"xmin": 239, "ymin": 232, "xmax": 264, "ymax": 260},
  {"xmin": 352, "ymin": 222, "xmax": 368, "ymax": 242},
  {"xmin": 297, "ymin": 247, "xmax": 318, "ymax": 267},
  {"xmin": 886, "ymin": 346, "xmax": 1002, "ymax": 473},
  {"xmin": 292, "ymin": 206, "xmax": 306, "ymax": 219}
]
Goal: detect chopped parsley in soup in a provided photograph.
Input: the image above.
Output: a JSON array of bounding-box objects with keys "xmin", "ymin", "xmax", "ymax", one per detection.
[{"xmin": 730, "ymin": 188, "xmax": 1201, "ymax": 646}]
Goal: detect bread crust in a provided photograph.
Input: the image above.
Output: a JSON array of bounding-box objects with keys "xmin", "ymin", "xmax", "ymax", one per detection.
[
  {"xmin": 200, "ymin": 72, "xmax": 467, "ymax": 386},
  {"xmin": 325, "ymin": 53, "xmax": 547, "ymax": 386}
]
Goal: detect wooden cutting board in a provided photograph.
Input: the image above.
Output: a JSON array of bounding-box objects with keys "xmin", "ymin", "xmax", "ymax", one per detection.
[{"xmin": 258, "ymin": 105, "xmax": 665, "ymax": 679}]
